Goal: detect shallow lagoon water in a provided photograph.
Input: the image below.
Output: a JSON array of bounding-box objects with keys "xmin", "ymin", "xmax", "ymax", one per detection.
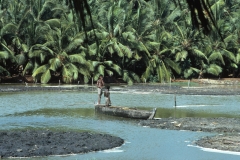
[{"xmin": 1, "ymin": 85, "xmax": 240, "ymax": 160}]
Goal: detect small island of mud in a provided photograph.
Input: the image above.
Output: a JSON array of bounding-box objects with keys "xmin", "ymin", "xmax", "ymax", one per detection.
[
  {"xmin": 0, "ymin": 130, "xmax": 124, "ymax": 158},
  {"xmin": 139, "ymin": 117, "xmax": 240, "ymax": 152},
  {"xmin": 195, "ymin": 134, "xmax": 240, "ymax": 152}
]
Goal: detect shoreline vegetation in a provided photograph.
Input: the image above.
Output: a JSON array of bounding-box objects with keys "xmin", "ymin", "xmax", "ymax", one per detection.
[
  {"xmin": 2, "ymin": 79, "xmax": 240, "ymax": 157},
  {"xmin": 2, "ymin": 78, "xmax": 240, "ymax": 95}
]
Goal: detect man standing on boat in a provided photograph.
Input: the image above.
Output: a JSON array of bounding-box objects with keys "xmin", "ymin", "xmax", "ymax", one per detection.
[
  {"xmin": 97, "ymin": 75, "xmax": 104, "ymax": 104},
  {"xmin": 104, "ymin": 86, "xmax": 111, "ymax": 106}
]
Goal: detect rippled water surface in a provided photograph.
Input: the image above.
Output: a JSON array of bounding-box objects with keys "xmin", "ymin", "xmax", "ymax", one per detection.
[{"xmin": 1, "ymin": 84, "xmax": 240, "ymax": 160}]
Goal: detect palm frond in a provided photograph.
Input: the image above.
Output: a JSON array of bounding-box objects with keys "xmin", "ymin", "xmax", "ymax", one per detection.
[
  {"xmin": 222, "ymin": 49, "xmax": 236, "ymax": 62},
  {"xmin": 1, "ymin": 23, "xmax": 17, "ymax": 35},
  {"xmin": 175, "ymin": 51, "xmax": 188, "ymax": 61},
  {"xmin": 138, "ymin": 41, "xmax": 151, "ymax": 57},
  {"xmin": 78, "ymin": 64, "xmax": 92, "ymax": 77},
  {"xmin": 103, "ymin": 61, "xmax": 113, "ymax": 67},
  {"xmin": 0, "ymin": 66, "xmax": 10, "ymax": 76},
  {"xmin": 38, "ymin": 1, "xmax": 55, "ymax": 20},
  {"xmin": 206, "ymin": 64, "xmax": 222, "ymax": 76},
  {"xmin": 69, "ymin": 54, "xmax": 86, "ymax": 64},
  {"xmin": 166, "ymin": 7, "xmax": 181, "ymax": 24},
  {"xmin": 111, "ymin": 64, "xmax": 122, "ymax": 76},
  {"xmin": 45, "ymin": 19, "xmax": 61, "ymax": 28},
  {"xmin": 122, "ymin": 32, "xmax": 136, "ymax": 41},
  {"xmin": 164, "ymin": 58, "xmax": 181, "ymax": 74},
  {"xmin": 93, "ymin": 73, "xmax": 101, "ymax": 81},
  {"xmin": 122, "ymin": 70, "xmax": 140, "ymax": 85},
  {"xmin": 184, "ymin": 67, "xmax": 200, "ymax": 78},
  {"xmin": 29, "ymin": 44, "xmax": 54, "ymax": 62},
  {"xmin": 122, "ymin": 70, "xmax": 133, "ymax": 85},
  {"xmin": 142, "ymin": 66, "xmax": 152, "ymax": 82},
  {"xmin": 105, "ymin": 69, "xmax": 113, "ymax": 76},
  {"xmin": 118, "ymin": 43, "xmax": 132, "ymax": 58},
  {"xmin": 113, "ymin": 42, "xmax": 124, "ymax": 57},
  {"xmin": 49, "ymin": 58, "xmax": 61, "ymax": 71},
  {"xmin": 236, "ymin": 51, "xmax": 240, "ymax": 64},
  {"xmin": 41, "ymin": 69, "xmax": 51, "ymax": 84},
  {"xmin": 21, "ymin": 44, "xmax": 29, "ymax": 53},
  {"xmin": 210, "ymin": 0, "xmax": 225, "ymax": 13},
  {"xmin": 192, "ymin": 49, "xmax": 208, "ymax": 60},
  {"xmin": 145, "ymin": 42, "xmax": 160, "ymax": 51},
  {"xmin": 97, "ymin": 64, "xmax": 105, "ymax": 75},
  {"xmin": 12, "ymin": 37, "xmax": 22, "ymax": 49},
  {"xmin": 62, "ymin": 66, "xmax": 73, "ymax": 83},
  {"xmin": 157, "ymin": 66, "xmax": 163, "ymax": 83},
  {"xmin": 88, "ymin": 43, "xmax": 98, "ymax": 56},
  {"xmin": 113, "ymin": 24, "xmax": 120, "ymax": 37},
  {"xmin": 15, "ymin": 53, "xmax": 26, "ymax": 65},
  {"xmin": 224, "ymin": 34, "xmax": 236, "ymax": 43},
  {"xmin": 0, "ymin": 43, "xmax": 15, "ymax": 56},
  {"xmin": 92, "ymin": 61, "xmax": 101, "ymax": 67},
  {"xmin": 0, "ymin": 51, "xmax": 9, "ymax": 59},
  {"xmin": 174, "ymin": 23, "xmax": 185, "ymax": 39},
  {"xmin": 159, "ymin": 49, "xmax": 171, "ymax": 54},
  {"xmin": 68, "ymin": 63, "xmax": 79, "ymax": 80},
  {"xmin": 32, "ymin": 64, "xmax": 49, "ymax": 77},
  {"xmin": 230, "ymin": 63, "xmax": 238, "ymax": 69},
  {"xmin": 23, "ymin": 61, "xmax": 33, "ymax": 75},
  {"xmin": 208, "ymin": 50, "xmax": 225, "ymax": 64}
]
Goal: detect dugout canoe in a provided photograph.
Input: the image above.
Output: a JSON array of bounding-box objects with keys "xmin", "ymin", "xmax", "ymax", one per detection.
[{"xmin": 95, "ymin": 105, "xmax": 157, "ymax": 120}]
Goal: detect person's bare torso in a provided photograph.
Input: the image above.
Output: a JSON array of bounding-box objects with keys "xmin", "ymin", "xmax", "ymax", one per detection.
[{"xmin": 97, "ymin": 79, "xmax": 104, "ymax": 88}]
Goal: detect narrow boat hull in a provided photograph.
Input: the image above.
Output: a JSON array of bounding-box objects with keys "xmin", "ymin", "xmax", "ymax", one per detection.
[{"xmin": 95, "ymin": 105, "xmax": 156, "ymax": 120}]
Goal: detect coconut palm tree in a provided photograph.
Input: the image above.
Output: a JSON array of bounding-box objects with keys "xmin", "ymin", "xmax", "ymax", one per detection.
[
  {"xmin": 31, "ymin": 34, "xmax": 92, "ymax": 83},
  {"xmin": 69, "ymin": 0, "xmax": 218, "ymax": 36},
  {"xmin": 0, "ymin": 0, "xmax": 69, "ymax": 77},
  {"xmin": 169, "ymin": 22, "xmax": 208, "ymax": 79},
  {"xmin": 0, "ymin": 0, "xmax": 32, "ymax": 71},
  {"xmin": 85, "ymin": 0, "xmax": 143, "ymax": 84},
  {"xmin": 28, "ymin": 8, "xmax": 92, "ymax": 83},
  {"xmin": 199, "ymin": 0, "xmax": 238, "ymax": 78},
  {"xmin": 138, "ymin": 0, "xmax": 183, "ymax": 82}
]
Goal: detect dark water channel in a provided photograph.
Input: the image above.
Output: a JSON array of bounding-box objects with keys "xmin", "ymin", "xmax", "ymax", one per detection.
[{"xmin": 1, "ymin": 84, "xmax": 240, "ymax": 159}]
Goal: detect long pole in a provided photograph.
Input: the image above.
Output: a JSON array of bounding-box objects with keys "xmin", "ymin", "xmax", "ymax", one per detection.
[
  {"xmin": 92, "ymin": 77, "xmax": 94, "ymax": 104},
  {"xmin": 170, "ymin": 77, "xmax": 171, "ymax": 89},
  {"xmin": 174, "ymin": 95, "xmax": 176, "ymax": 108},
  {"xmin": 174, "ymin": 95, "xmax": 176, "ymax": 118},
  {"xmin": 92, "ymin": 77, "xmax": 94, "ymax": 95}
]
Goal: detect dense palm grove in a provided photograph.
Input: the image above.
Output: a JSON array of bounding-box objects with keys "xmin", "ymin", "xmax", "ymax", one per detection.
[{"xmin": 0, "ymin": 0, "xmax": 240, "ymax": 84}]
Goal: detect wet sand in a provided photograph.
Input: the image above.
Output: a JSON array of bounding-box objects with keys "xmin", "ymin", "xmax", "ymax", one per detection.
[{"xmin": 0, "ymin": 130, "xmax": 124, "ymax": 158}]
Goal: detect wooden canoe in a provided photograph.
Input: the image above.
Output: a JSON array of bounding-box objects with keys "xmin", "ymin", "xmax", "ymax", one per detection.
[{"xmin": 95, "ymin": 105, "xmax": 157, "ymax": 120}]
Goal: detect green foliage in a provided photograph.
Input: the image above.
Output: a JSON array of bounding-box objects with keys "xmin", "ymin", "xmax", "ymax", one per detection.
[{"xmin": 2, "ymin": 0, "xmax": 240, "ymax": 83}]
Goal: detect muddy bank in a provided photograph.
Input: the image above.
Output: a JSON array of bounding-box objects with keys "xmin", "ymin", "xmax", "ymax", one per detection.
[
  {"xmin": 0, "ymin": 130, "xmax": 124, "ymax": 158},
  {"xmin": 125, "ymin": 84, "xmax": 240, "ymax": 95},
  {"xmin": 139, "ymin": 117, "xmax": 240, "ymax": 152},
  {"xmin": 139, "ymin": 117, "xmax": 240, "ymax": 133},
  {"xmin": 2, "ymin": 83, "xmax": 240, "ymax": 96},
  {"xmin": 195, "ymin": 134, "xmax": 240, "ymax": 152},
  {"xmin": 0, "ymin": 84, "xmax": 94, "ymax": 92}
]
